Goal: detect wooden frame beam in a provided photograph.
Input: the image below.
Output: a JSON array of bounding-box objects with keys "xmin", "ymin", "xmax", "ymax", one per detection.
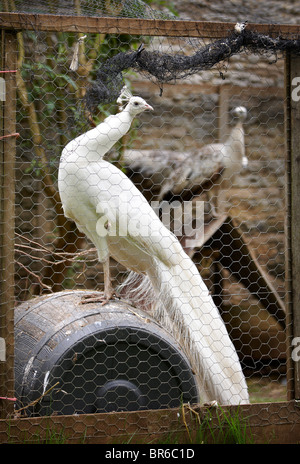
[
  {"xmin": 285, "ymin": 53, "xmax": 300, "ymax": 400},
  {"xmin": 0, "ymin": 30, "xmax": 17, "ymax": 418},
  {"xmin": 0, "ymin": 13, "xmax": 300, "ymax": 38},
  {"xmin": 0, "ymin": 401, "xmax": 300, "ymax": 444}
]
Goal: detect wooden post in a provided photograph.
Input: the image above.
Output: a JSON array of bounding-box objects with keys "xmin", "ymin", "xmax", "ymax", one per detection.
[
  {"xmin": 285, "ymin": 53, "xmax": 300, "ymax": 400},
  {"xmin": 218, "ymin": 85, "xmax": 231, "ymax": 142},
  {"xmin": 0, "ymin": 30, "xmax": 17, "ymax": 417}
]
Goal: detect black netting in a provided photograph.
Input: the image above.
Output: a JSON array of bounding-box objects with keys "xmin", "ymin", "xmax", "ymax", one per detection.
[{"xmin": 85, "ymin": 26, "xmax": 300, "ymax": 110}]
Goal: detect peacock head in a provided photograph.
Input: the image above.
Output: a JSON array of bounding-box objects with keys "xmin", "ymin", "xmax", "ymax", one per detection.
[
  {"xmin": 126, "ymin": 96, "xmax": 154, "ymax": 116},
  {"xmin": 233, "ymin": 106, "xmax": 247, "ymax": 121},
  {"xmin": 117, "ymin": 86, "xmax": 153, "ymax": 115}
]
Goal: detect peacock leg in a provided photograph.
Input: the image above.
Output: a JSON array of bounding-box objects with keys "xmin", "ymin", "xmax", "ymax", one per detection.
[{"xmin": 80, "ymin": 257, "xmax": 115, "ymax": 305}]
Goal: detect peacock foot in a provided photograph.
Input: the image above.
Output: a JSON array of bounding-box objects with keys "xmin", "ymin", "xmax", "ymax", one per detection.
[{"xmin": 80, "ymin": 291, "xmax": 116, "ymax": 306}]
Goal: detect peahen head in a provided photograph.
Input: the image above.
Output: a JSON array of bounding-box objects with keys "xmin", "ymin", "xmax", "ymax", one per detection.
[{"xmin": 232, "ymin": 106, "xmax": 247, "ymax": 121}]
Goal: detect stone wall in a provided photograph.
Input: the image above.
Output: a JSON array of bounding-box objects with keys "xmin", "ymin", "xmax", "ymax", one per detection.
[{"xmin": 174, "ymin": 0, "xmax": 300, "ymax": 24}]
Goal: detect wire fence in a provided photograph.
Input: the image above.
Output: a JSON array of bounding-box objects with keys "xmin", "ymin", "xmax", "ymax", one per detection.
[{"xmin": 0, "ymin": 1, "xmax": 299, "ymax": 443}]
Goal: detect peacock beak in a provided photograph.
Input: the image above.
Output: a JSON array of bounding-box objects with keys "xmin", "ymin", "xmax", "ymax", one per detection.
[{"xmin": 145, "ymin": 104, "xmax": 154, "ymax": 111}]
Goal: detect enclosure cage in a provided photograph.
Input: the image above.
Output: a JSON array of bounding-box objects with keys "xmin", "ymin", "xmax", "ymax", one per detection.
[{"xmin": 0, "ymin": 0, "xmax": 300, "ymax": 444}]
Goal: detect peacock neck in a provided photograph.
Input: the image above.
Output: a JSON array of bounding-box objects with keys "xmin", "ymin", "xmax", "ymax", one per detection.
[{"xmin": 226, "ymin": 121, "xmax": 245, "ymax": 160}]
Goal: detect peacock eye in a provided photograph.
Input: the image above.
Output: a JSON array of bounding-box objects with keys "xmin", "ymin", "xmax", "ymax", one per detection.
[{"xmin": 134, "ymin": 102, "xmax": 139, "ymax": 106}]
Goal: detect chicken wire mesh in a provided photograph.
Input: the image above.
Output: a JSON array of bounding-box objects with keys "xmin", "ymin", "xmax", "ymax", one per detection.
[{"xmin": 0, "ymin": 0, "xmax": 296, "ymax": 441}]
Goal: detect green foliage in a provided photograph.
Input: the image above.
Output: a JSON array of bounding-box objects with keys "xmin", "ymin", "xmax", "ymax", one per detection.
[
  {"xmin": 146, "ymin": 0, "xmax": 179, "ymax": 17},
  {"xmin": 156, "ymin": 405, "xmax": 254, "ymax": 445},
  {"xmin": 17, "ymin": 32, "xmax": 145, "ymax": 164},
  {"xmin": 16, "ymin": 0, "xmax": 178, "ymax": 166},
  {"xmin": 197, "ymin": 406, "xmax": 254, "ymax": 444}
]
